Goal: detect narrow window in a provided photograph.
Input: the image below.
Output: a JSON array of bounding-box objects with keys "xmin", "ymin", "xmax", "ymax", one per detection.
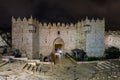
[
  {"xmin": 57, "ymin": 31, "xmax": 60, "ymax": 35},
  {"xmin": 45, "ymin": 39, "xmax": 47, "ymax": 43}
]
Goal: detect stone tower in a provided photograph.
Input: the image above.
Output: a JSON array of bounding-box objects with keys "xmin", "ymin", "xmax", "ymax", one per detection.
[{"xmin": 12, "ymin": 16, "xmax": 105, "ymax": 59}]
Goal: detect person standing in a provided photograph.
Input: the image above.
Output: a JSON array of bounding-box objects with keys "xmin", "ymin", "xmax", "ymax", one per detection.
[
  {"xmin": 57, "ymin": 49, "xmax": 63, "ymax": 60},
  {"xmin": 2, "ymin": 46, "xmax": 7, "ymax": 55}
]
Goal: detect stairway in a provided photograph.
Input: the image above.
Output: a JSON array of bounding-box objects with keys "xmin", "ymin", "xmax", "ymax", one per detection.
[
  {"xmin": 22, "ymin": 63, "xmax": 51, "ymax": 74},
  {"xmin": 90, "ymin": 60, "xmax": 120, "ymax": 80},
  {"xmin": 95, "ymin": 61, "xmax": 120, "ymax": 71}
]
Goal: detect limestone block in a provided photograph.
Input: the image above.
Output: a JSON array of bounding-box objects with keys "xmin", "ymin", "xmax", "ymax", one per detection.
[
  {"xmin": 12, "ymin": 17, "xmax": 105, "ymax": 58},
  {"xmin": 28, "ymin": 61, "xmax": 36, "ymax": 66}
]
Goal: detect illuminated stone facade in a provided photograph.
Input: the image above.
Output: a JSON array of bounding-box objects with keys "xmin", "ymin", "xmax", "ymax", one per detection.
[
  {"xmin": 105, "ymin": 31, "xmax": 120, "ymax": 49},
  {"xmin": 12, "ymin": 16, "xmax": 105, "ymax": 59}
]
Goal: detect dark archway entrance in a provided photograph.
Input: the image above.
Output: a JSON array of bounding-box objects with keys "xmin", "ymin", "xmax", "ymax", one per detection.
[
  {"xmin": 53, "ymin": 37, "xmax": 64, "ymax": 51},
  {"xmin": 55, "ymin": 44, "xmax": 62, "ymax": 50}
]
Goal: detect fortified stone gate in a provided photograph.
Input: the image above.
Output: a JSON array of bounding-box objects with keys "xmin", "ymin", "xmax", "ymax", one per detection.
[
  {"xmin": 12, "ymin": 16, "xmax": 105, "ymax": 59},
  {"xmin": 53, "ymin": 37, "xmax": 64, "ymax": 51}
]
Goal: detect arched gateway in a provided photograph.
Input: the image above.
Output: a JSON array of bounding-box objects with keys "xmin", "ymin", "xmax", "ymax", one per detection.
[
  {"xmin": 53, "ymin": 37, "xmax": 64, "ymax": 51},
  {"xmin": 53, "ymin": 37, "xmax": 64, "ymax": 63},
  {"xmin": 12, "ymin": 17, "xmax": 105, "ymax": 59}
]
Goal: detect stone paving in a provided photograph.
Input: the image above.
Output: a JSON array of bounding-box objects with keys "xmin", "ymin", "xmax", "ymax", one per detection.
[
  {"xmin": 90, "ymin": 60, "xmax": 120, "ymax": 80},
  {"xmin": 0, "ymin": 58, "xmax": 94, "ymax": 80},
  {"xmin": 0, "ymin": 59, "xmax": 120, "ymax": 80}
]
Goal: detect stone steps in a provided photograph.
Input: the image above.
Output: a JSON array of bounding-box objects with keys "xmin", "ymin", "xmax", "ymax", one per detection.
[
  {"xmin": 22, "ymin": 63, "xmax": 51, "ymax": 74},
  {"xmin": 102, "ymin": 62, "xmax": 117, "ymax": 68},
  {"xmin": 95, "ymin": 61, "xmax": 120, "ymax": 71},
  {"xmin": 92, "ymin": 60, "xmax": 120, "ymax": 80},
  {"xmin": 106, "ymin": 61, "xmax": 120, "ymax": 68},
  {"xmin": 47, "ymin": 58, "xmax": 79, "ymax": 77}
]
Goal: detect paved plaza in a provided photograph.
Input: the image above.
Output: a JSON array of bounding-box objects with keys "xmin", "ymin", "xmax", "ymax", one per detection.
[{"xmin": 0, "ymin": 58, "xmax": 120, "ymax": 80}]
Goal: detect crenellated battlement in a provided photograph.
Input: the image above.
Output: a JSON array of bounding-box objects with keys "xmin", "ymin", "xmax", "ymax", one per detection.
[
  {"xmin": 12, "ymin": 16, "xmax": 104, "ymax": 29},
  {"xmin": 39, "ymin": 22, "xmax": 77, "ymax": 29},
  {"xmin": 82, "ymin": 17, "xmax": 105, "ymax": 24},
  {"xmin": 40, "ymin": 22, "xmax": 75, "ymax": 27},
  {"xmin": 12, "ymin": 16, "xmax": 39, "ymax": 25},
  {"xmin": 84, "ymin": 17, "xmax": 104, "ymax": 21}
]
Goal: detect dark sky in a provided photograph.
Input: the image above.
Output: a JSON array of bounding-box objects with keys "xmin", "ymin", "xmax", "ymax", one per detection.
[{"xmin": 0, "ymin": 0, "xmax": 120, "ymax": 31}]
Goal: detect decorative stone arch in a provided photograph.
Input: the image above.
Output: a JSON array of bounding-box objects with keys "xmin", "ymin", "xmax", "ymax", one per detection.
[{"xmin": 53, "ymin": 37, "xmax": 64, "ymax": 51}]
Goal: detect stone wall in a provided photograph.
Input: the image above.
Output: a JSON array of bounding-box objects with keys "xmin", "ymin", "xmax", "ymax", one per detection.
[
  {"xmin": 12, "ymin": 16, "xmax": 40, "ymax": 59},
  {"xmin": 12, "ymin": 16, "xmax": 105, "ymax": 59},
  {"xmin": 39, "ymin": 22, "xmax": 79, "ymax": 56},
  {"xmin": 85, "ymin": 18, "xmax": 105, "ymax": 56},
  {"xmin": 105, "ymin": 31, "xmax": 120, "ymax": 49}
]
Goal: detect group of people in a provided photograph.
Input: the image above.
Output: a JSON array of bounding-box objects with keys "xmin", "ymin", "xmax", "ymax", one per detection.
[
  {"xmin": 1, "ymin": 46, "xmax": 21, "ymax": 57},
  {"xmin": 54, "ymin": 49, "xmax": 63, "ymax": 59},
  {"xmin": 1, "ymin": 46, "xmax": 7, "ymax": 55},
  {"xmin": 51, "ymin": 49, "xmax": 63, "ymax": 64},
  {"xmin": 11, "ymin": 48, "xmax": 21, "ymax": 57},
  {"xmin": 1, "ymin": 46, "xmax": 63, "ymax": 63},
  {"xmin": 39, "ymin": 49, "xmax": 63, "ymax": 63}
]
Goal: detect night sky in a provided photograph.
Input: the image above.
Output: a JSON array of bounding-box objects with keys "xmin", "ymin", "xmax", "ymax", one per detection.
[{"xmin": 0, "ymin": 0, "xmax": 120, "ymax": 31}]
